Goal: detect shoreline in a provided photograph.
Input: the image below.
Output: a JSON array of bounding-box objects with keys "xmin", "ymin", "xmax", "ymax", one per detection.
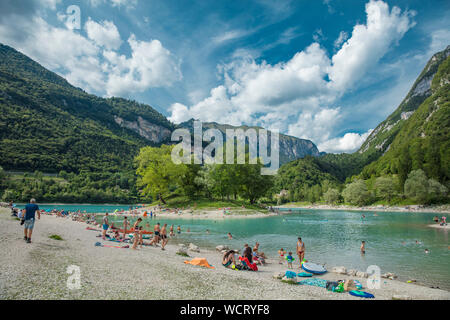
[
  {"xmin": 0, "ymin": 208, "xmax": 449, "ymax": 300},
  {"xmin": 277, "ymin": 203, "xmax": 450, "ymax": 214}
]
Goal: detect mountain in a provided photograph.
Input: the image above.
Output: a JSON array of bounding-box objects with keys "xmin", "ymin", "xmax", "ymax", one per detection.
[
  {"xmin": 178, "ymin": 119, "xmax": 321, "ymax": 165},
  {"xmin": 359, "ymin": 46, "xmax": 450, "ymax": 158},
  {"xmin": 0, "ymin": 43, "xmax": 173, "ymax": 173},
  {"xmin": 361, "ymin": 46, "xmax": 450, "ymax": 185},
  {"xmin": 276, "ymin": 45, "xmax": 450, "ymax": 193}
]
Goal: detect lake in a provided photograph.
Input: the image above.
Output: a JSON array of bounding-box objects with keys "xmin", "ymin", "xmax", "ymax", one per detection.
[{"xmin": 17, "ymin": 204, "xmax": 450, "ymax": 290}]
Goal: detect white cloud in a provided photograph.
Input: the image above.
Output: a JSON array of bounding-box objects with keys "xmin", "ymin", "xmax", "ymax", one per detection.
[
  {"xmin": 428, "ymin": 29, "xmax": 450, "ymax": 55},
  {"xmin": 328, "ymin": 0, "xmax": 415, "ymax": 91},
  {"xmin": 334, "ymin": 31, "xmax": 348, "ymax": 49},
  {"xmin": 39, "ymin": 0, "xmax": 61, "ymax": 10},
  {"xmin": 318, "ymin": 130, "xmax": 373, "ymax": 153},
  {"xmin": 104, "ymin": 35, "xmax": 182, "ymax": 96},
  {"xmin": 85, "ymin": 18, "xmax": 122, "ymax": 50},
  {"xmin": 169, "ymin": 0, "xmax": 415, "ymax": 153},
  {"xmin": 86, "ymin": 0, "xmax": 137, "ymax": 9},
  {"xmin": 0, "ymin": 13, "xmax": 181, "ymax": 96}
]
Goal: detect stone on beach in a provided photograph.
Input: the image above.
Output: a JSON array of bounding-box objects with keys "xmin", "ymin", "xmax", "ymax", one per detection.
[
  {"xmin": 356, "ymin": 271, "xmax": 368, "ymax": 278},
  {"xmin": 177, "ymin": 247, "xmax": 188, "ymax": 255},
  {"xmin": 347, "ymin": 269, "xmax": 357, "ymax": 276},
  {"xmin": 273, "ymin": 272, "xmax": 284, "ymax": 279},
  {"xmin": 216, "ymin": 245, "xmax": 229, "ymax": 251},
  {"xmin": 188, "ymin": 243, "xmax": 200, "ymax": 252},
  {"xmin": 392, "ymin": 295, "xmax": 412, "ymax": 300},
  {"xmin": 382, "ymin": 272, "xmax": 397, "ymax": 280},
  {"xmin": 332, "ymin": 266, "xmax": 347, "ymax": 274}
]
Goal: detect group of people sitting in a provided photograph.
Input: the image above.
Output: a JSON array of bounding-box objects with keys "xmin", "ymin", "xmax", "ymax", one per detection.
[{"xmin": 221, "ymin": 242, "xmax": 267, "ymax": 271}]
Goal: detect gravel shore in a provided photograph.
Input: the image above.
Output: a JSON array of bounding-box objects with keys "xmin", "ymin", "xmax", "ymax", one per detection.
[
  {"xmin": 1, "ymin": 208, "xmax": 449, "ymax": 300},
  {"xmin": 278, "ymin": 203, "xmax": 450, "ymax": 214}
]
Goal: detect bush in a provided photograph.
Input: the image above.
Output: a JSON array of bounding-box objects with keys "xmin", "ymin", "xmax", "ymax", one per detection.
[
  {"xmin": 342, "ymin": 180, "xmax": 370, "ymax": 206},
  {"xmin": 374, "ymin": 176, "xmax": 396, "ymax": 202},
  {"xmin": 404, "ymin": 170, "xmax": 429, "ymax": 202},
  {"xmin": 323, "ymin": 188, "xmax": 340, "ymax": 204}
]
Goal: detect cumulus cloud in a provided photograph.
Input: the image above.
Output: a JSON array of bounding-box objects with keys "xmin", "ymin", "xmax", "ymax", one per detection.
[
  {"xmin": 0, "ymin": 10, "xmax": 181, "ymax": 97},
  {"xmin": 86, "ymin": 0, "xmax": 137, "ymax": 9},
  {"xmin": 169, "ymin": 0, "xmax": 415, "ymax": 153},
  {"xmin": 104, "ymin": 35, "xmax": 182, "ymax": 96},
  {"xmin": 328, "ymin": 0, "xmax": 415, "ymax": 91},
  {"xmin": 318, "ymin": 130, "xmax": 373, "ymax": 153},
  {"xmin": 85, "ymin": 18, "xmax": 122, "ymax": 50}
]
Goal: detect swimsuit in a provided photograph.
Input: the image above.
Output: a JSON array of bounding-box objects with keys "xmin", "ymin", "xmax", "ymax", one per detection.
[{"xmin": 223, "ymin": 260, "xmax": 232, "ymax": 267}]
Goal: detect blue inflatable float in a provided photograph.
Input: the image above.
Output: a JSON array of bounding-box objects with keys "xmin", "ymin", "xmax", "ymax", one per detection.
[{"xmin": 301, "ymin": 262, "xmax": 327, "ymax": 275}]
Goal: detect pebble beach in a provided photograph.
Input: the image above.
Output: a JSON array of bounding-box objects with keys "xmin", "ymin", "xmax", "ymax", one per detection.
[{"xmin": 0, "ymin": 207, "xmax": 449, "ymax": 300}]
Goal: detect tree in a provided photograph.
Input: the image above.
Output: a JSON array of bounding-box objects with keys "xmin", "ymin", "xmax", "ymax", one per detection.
[
  {"xmin": 404, "ymin": 169, "xmax": 429, "ymax": 202},
  {"xmin": 374, "ymin": 176, "xmax": 396, "ymax": 202},
  {"xmin": 238, "ymin": 162, "xmax": 274, "ymax": 204},
  {"xmin": 342, "ymin": 179, "xmax": 370, "ymax": 206},
  {"xmin": 323, "ymin": 188, "xmax": 340, "ymax": 204},
  {"xmin": 135, "ymin": 145, "xmax": 187, "ymax": 199},
  {"xmin": 427, "ymin": 179, "xmax": 447, "ymax": 202}
]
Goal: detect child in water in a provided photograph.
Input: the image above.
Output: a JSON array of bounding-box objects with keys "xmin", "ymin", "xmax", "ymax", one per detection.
[{"xmin": 286, "ymin": 252, "xmax": 295, "ymax": 269}]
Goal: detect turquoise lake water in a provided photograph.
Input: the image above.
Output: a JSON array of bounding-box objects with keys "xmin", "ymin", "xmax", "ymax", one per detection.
[{"xmin": 16, "ymin": 204, "xmax": 450, "ymax": 289}]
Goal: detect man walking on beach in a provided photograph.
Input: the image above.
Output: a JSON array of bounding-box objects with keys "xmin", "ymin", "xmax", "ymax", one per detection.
[{"xmin": 23, "ymin": 198, "xmax": 41, "ymax": 244}]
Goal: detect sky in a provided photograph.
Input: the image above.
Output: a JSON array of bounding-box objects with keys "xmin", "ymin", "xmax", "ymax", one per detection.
[{"xmin": 0, "ymin": 0, "xmax": 449, "ymax": 153}]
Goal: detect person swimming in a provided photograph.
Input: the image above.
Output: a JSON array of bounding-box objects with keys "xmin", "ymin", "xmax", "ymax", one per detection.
[
  {"xmin": 227, "ymin": 232, "xmax": 232, "ymax": 240},
  {"xmin": 360, "ymin": 241, "xmax": 366, "ymax": 254}
]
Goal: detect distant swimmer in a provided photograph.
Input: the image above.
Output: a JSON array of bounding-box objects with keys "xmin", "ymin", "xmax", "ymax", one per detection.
[
  {"xmin": 177, "ymin": 225, "xmax": 181, "ymax": 234},
  {"xmin": 425, "ymin": 249, "xmax": 429, "ymax": 254},
  {"xmin": 227, "ymin": 232, "xmax": 233, "ymax": 240}
]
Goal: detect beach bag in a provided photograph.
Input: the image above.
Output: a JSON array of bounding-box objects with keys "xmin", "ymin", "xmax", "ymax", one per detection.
[{"xmin": 326, "ymin": 281, "xmax": 339, "ymax": 291}]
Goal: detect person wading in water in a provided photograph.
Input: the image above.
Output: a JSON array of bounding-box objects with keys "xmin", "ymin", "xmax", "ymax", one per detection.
[{"xmin": 296, "ymin": 237, "xmax": 305, "ymax": 267}]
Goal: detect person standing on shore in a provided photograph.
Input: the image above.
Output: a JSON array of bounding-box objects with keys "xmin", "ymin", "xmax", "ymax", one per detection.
[
  {"xmin": 23, "ymin": 198, "xmax": 41, "ymax": 244},
  {"xmin": 296, "ymin": 237, "xmax": 305, "ymax": 267},
  {"xmin": 160, "ymin": 224, "xmax": 168, "ymax": 250},
  {"xmin": 149, "ymin": 223, "xmax": 161, "ymax": 246},
  {"xmin": 102, "ymin": 213, "xmax": 109, "ymax": 240},
  {"xmin": 132, "ymin": 218, "xmax": 142, "ymax": 250}
]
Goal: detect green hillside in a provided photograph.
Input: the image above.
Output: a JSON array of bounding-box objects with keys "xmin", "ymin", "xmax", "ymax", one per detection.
[
  {"xmin": 0, "ymin": 43, "xmax": 172, "ymax": 173},
  {"xmin": 361, "ymin": 51, "xmax": 450, "ymax": 186}
]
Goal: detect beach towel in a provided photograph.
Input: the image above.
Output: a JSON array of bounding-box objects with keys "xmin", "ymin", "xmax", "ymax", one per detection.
[
  {"xmin": 298, "ymin": 278, "xmax": 327, "ymax": 288},
  {"xmin": 239, "ymin": 256, "xmax": 258, "ymax": 271},
  {"xmin": 184, "ymin": 258, "xmax": 215, "ymax": 269}
]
